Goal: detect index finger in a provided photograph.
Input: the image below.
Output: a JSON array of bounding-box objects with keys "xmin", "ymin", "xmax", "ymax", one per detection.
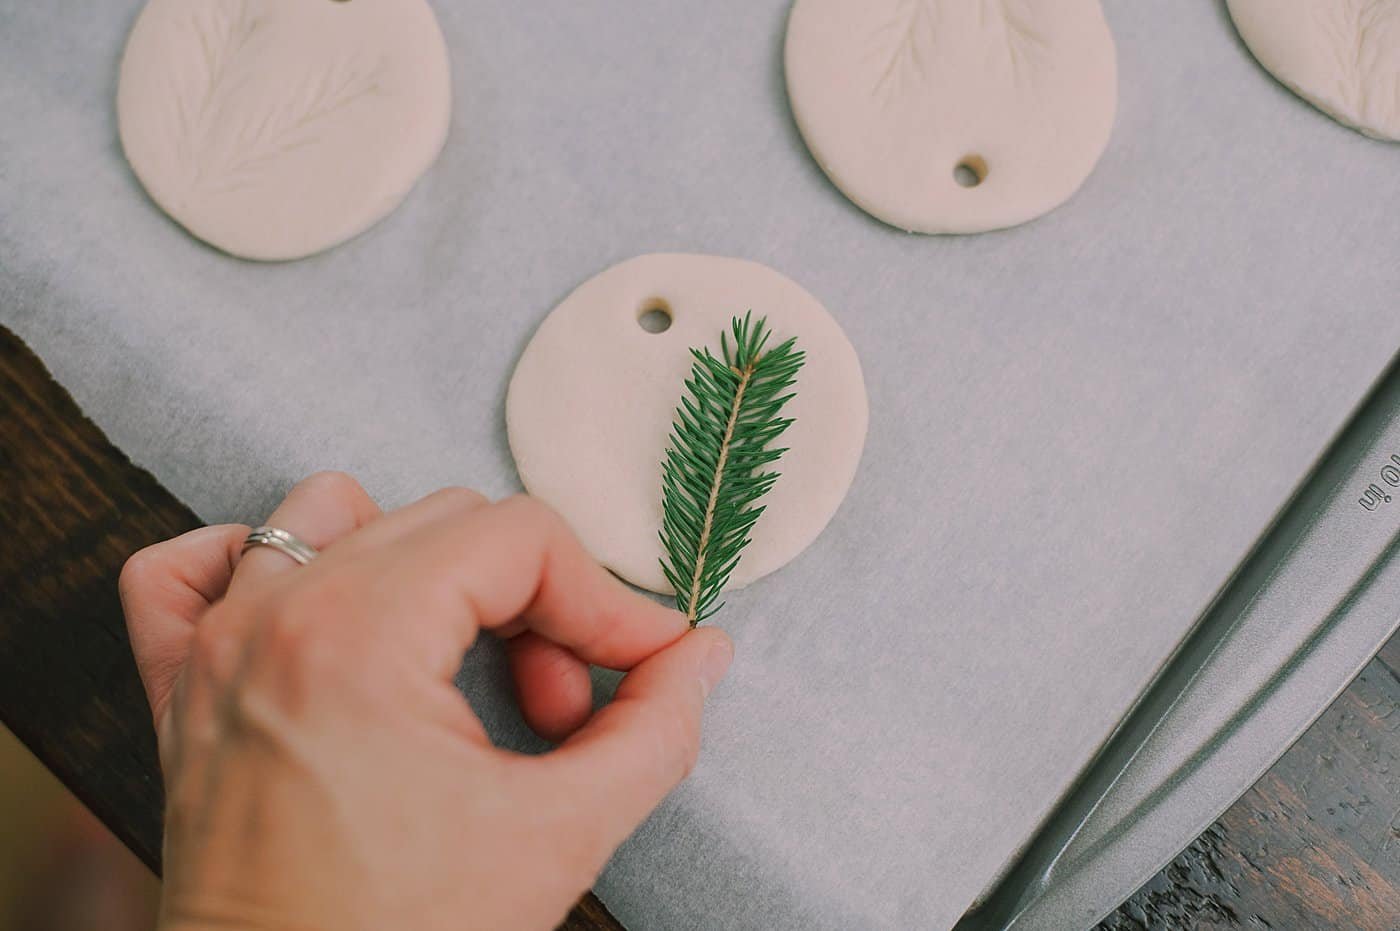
[{"xmin": 330, "ymin": 495, "xmax": 688, "ymax": 671}]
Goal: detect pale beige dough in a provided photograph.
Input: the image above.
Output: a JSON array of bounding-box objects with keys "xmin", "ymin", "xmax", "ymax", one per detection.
[
  {"xmin": 117, "ymin": 0, "xmax": 452, "ymax": 261},
  {"xmin": 507, "ymin": 254, "xmax": 869, "ymax": 595},
  {"xmin": 1228, "ymin": 0, "xmax": 1400, "ymax": 142},
  {"xmin": 784, "ymin": 0, "xmax": 1118, "ymax": 234}
]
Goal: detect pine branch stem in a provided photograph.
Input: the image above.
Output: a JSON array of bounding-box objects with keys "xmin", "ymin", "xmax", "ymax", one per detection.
[{"xmin": 685, "ymin": 357, "xmax": 759, "ymax": 625}]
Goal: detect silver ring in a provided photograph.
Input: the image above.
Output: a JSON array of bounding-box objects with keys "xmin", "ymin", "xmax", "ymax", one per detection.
[{"xmin": 241, "ymin": 526, "xmax": 319, "ymax": 567}]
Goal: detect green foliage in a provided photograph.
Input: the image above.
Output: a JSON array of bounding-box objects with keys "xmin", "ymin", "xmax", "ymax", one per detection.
[{"xmin": 660, "ymin": 313, "xmax": 804, "ymax": 625}]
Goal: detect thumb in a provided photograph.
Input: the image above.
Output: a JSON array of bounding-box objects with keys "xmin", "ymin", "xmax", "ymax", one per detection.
[{"xmin": 536, "ymin": 626, "xmax": 733, "ymax": 849}]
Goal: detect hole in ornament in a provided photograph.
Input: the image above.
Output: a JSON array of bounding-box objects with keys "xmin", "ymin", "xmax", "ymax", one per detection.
[
  {"xmin": 638, "ymin": 300, "xmax": 673, "ymax": 334},
  {"xmin": 954, "ymin": 155, "xmax": 987, "ymax": 188}
]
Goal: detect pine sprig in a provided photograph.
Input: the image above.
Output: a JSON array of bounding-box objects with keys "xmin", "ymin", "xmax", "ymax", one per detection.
[{"xmin": 660, "ymin": 312, "xmax": 804, "ymax": 625}]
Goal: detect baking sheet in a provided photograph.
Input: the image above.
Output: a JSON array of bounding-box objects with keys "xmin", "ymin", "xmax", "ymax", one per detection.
[
  {"xmin": 967, "ymin": 354, "xmax": 1400, "ymax": 929},
  {"xmin": 2, "ymin": 1, "xmax": 1399, "ymax": 928}
]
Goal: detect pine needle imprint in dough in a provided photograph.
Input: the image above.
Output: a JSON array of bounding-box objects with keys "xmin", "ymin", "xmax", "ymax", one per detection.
[
  {"xmin": 1229, "ymin": 0, "xmax": 1400, "ymax": 140},
  {"xmin": 170, "ymin": 0, "xmax": 262, "ymax": 167},
  {"xmin": 786, "ymin": 0, "xmax": 1117, "ymax": 233},
  {"xmin": 870, "ymin": 0, "xmax": 1049, "ymax": 101},
  {"xmin": 870, "ymin": 0, "xmax": 937, "ymax": 101},
  {"xmin": 1336, "ymin": 0, "xmax": 1400, "ymax": 131},
  {"xmin": 995, "ymin": 0, "xmax": 1050, "ymax": 85},
  {"xmin": 169, "ymin": 0, "xmax": 386, "ymax": 199},
  {"xmin": 210, "ymin": 55, "xmax": 387, "ymax": 195},
  {"xmin": 119, "ymin": 0, "xmax": 451, "ymax": 260},
  {"xmin": 1314, "ymin": 1, "xmax": 1373, "ymax": 109}
]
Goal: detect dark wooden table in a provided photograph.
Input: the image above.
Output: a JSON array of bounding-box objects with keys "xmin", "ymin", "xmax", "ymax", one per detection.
[{"xmin": 3, "ymin": 323, "xmax": 1399, "ymax": 930}]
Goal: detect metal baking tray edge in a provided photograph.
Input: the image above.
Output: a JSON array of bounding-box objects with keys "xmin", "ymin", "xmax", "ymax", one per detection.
[{"xmin": 956, "ymin": 349, "xmax": 1400, "ymax": 930}]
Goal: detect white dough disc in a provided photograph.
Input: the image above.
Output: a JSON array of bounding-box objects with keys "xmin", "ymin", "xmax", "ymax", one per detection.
[
  {"xmin": 117, "ymin": 0, "xmax": 452, "ymax": 261},
  {"xmin": 507, "ymin": 254, "xmax": 869, "ymax": 595},
  {"xmin": 784, "ymin": 0, "xmax": 1118, "ymax": 234},
  {"xmin": 1228, "ymin": 0, "xmax": 1400, "ymax": 142}
]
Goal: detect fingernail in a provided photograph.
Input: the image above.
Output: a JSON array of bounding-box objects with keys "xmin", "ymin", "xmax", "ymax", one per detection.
[{"xmin": 700, "ymin": 637, "xmax": 734, "ymax": 699}]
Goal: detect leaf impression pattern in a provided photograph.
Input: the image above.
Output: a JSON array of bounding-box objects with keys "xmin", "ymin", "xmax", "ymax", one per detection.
[
  {"xmin": 1314, "ymin": 0, "xmax": 1400, "ymax": 138},
  {"xmin": 167, "ymin": 0, "xmax": 388, "ymax": 201},
  {"xmin": 868, "ymin": 0, "xmax": 1049, "ymax": 103}
]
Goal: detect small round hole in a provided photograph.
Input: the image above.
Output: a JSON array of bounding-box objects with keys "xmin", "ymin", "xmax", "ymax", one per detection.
[
  {"xmin": 637, "ymin": 300, "xmax": 673, "ymax": 334},
  {"xmin": 954, "ymin": 155, "xmax": 988, "ymax": 188}
]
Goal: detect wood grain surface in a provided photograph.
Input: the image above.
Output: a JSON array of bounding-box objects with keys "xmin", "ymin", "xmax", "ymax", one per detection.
[
  {"xmin": 2, "ymin": 322, "xmax": 1398, "ymax": 930},
  {"xmin": 1100, "ymin": 639, "xmax": 1400, "ymax": 931}
]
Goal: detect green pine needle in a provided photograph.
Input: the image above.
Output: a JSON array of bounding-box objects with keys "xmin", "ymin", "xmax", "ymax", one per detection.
[{"xmin": 660, "ymin": 312, "xmax": 804, "ymax": 626}]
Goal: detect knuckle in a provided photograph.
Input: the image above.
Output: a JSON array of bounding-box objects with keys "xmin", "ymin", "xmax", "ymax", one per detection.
[
  {"xmin": 260, "ymin": 583, "xmax": 350, "ymax": 680},
  {"xmin": 262, "ymin": 587, "xmax": 319, "ymax": 650},
  {"xmin": 118, "ymin": 544, "xmax": 169, "ymax": 597},
  {"xmin": 428, "ymin": 486, "xmax": 487, "ymax": 510},
  {"xmin": 189, "ymin": 610, "xmax": 242, "ymax": 686},
  {"xmin": 295, "ymin": 470, "xmax": 365, "ymax": 505},
  {"xmin": 275, "ymin": 628, "xmax": 340, "ymax": 691}
]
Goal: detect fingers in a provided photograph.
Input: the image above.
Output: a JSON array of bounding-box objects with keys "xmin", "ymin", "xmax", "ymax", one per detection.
[
  {"xmin": 528, "ymin": 627, "xmax": 733, "ymax": 848},
  {"xmin": 506, "ymin": 633, "xmax": 594, "ymax": 741},
  {"xmin": 316, "ymin": 485, "xmax": 488, "ymax": 559},
  {"xmin": 118, "ymin": 524, "xmax": 249, "ymax": 720},
  {"xmin": 338, "ymin": 496, "xmax": 688, "ymax": 674},
  {"xmin": 228, "ymin": 471, "xmax": 382, "ymax": 594}
]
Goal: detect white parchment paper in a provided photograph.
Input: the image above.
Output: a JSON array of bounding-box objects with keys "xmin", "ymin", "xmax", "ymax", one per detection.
[{"xmin": 3, "ymin": 2, "xmax": 1398, "ymax": 928}]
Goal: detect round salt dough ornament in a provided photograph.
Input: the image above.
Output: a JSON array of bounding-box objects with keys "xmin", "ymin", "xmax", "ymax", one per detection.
[
  {"xmin": 507, "ymin": 254, "xmax": 868, "ymax": 594},
  {"xmin": 784, "ymin": 0, "xmax": 1118, "ymax": 234},
  {"xmin": 117, "ymin": 0, "xmax": 452, "ymax": 261},
  {"xmin": 1227, "ymin": 0, "xmax": 1400, "ymax": 142}
]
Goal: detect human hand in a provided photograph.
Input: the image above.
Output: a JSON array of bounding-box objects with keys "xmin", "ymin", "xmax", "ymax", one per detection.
[{"xmin": 118, "ymin": 472, "xmax": 733, "ymax": 931}]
